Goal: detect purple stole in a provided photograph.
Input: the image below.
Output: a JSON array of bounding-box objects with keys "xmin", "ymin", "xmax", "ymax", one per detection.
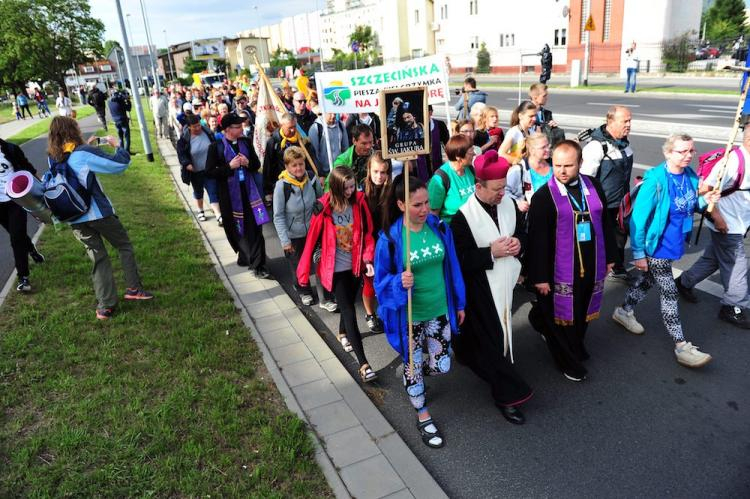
[
  {"xmin": 415, "ymin": 120, "xmax": 443, "ymax": 182},
  {"xmin": 222, "ymin": 138, "xmax": 270, "ymax": 237},
  {"xmin": 548, "ymin": 176, "xmax": 606, "ymax": 325}
]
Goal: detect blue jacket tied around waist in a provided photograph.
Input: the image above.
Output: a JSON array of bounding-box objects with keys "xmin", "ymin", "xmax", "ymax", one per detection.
[{"xmin": 374, "ymin": 213, "xmax": 466, "ymax": 363}]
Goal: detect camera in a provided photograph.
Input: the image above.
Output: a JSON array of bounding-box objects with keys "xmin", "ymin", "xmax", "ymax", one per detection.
[
  {"xmin": 96, "ymin": 137, "xmax": 108, "ymax": 146},
  {"xmin": 453, "ymin": 88, "xmax": 477, "ymax": 96}
]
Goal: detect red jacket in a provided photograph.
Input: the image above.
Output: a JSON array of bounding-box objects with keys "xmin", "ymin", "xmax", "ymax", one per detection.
[{"xmin": 296, "ymin": 191, "xmax": 375, "ymax": 291}]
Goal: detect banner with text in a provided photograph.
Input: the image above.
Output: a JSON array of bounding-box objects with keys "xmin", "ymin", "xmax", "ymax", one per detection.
[{"xmin": 316, "ymin": 55, "xmax": 449, "ymax": 114}]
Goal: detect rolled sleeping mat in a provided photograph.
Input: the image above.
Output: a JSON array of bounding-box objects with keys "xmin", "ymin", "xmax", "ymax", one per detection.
[{"xmin": 5, "ymin": 170, "xmax": 55, "ymax": 224}]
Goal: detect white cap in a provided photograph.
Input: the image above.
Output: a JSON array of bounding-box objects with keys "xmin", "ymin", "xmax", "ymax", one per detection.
[{"xmin": 182, "ymin": 102, "xmax": 194, "ymax": 112}]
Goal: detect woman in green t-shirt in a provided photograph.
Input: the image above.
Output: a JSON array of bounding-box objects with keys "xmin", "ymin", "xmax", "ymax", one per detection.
[
  {"xmin": 427, "ymin": 134, "xmax": 476, "ymax": 224},
  {"xmin": 374, "ymin": 174, "xmax": 466, "ymax": 449}
]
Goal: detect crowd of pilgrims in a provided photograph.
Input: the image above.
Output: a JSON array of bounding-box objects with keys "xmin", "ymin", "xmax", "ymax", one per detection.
[{"xmin": 158, "ymin": 75, "xmax": 732, "ymax": 449}]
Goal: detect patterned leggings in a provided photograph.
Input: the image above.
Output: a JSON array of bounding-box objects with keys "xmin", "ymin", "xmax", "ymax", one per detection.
[
  {"xmin": 623, "ymin": 257, "xmax": 685, "ymax": 343},
  {"xmin": 403, "ymin": 315, "xmax": 452, "ymax": 411}
]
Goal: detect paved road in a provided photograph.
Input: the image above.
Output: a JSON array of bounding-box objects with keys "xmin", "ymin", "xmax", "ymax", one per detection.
[
  {"xmin": 244, "ymin": 173, "xmax": 749, "ymax": 496},
  {"xmin": 467, "ymin": 88, "xmax": 739, "ymax": 129},
  {"xmin": 0, "ymin": 115, "xmax": 101, "ymax": 289},
  {"xmin": 458, "ymin": 74, "xmax": 743, "ymax": 91}
]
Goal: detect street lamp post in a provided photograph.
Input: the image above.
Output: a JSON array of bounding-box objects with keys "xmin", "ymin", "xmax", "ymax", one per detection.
[
  {"xmin": 115, "ymin": 0, "xmax": 154, "ymax": 162},
  {"xmin": 139, "ymin": 0, "xmax": 160, "ymax": 91},
  {"xmin": 164, "ymin": 30, "xmax": 175, "ymax": 81}
]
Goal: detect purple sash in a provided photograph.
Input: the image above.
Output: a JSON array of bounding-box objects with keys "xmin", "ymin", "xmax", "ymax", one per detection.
[
  {"xmin": 222, "ymin": 138, "xmax": 270, "ymax": 236},
  {"xmin": 548, "ymin": 176, "xmax": 606, "ymax": 325}
]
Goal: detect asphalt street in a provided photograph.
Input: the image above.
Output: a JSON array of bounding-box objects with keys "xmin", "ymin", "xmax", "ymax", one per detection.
[
  {"xmin": 247, "ymin": 177, "xmax": 750, "ymax": 499},
  {"xmin": 0, "ymin": 115, "xmax": 101, "ymax": 289}
]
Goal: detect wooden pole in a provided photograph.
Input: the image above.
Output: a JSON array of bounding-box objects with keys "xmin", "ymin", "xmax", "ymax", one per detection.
[
  {"xmin": 707, "ymin": 70, "xmax": 750, "ymax": 212},
  {"xmin": 403, "ymin": 157, "xmax": 415, "ymax": 376},
  {"xmin": 250, "ymin": 52, "xmax": 320, "ymax": 178}
]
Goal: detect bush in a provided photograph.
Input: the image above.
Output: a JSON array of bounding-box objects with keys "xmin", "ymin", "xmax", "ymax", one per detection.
[
  {"xmin": 477, "ymin": 43, "xmax": 491, "ymax": 73},
  {"xmin": 662, "ymin": 32, "xmax": 695, "ymax": 72}
]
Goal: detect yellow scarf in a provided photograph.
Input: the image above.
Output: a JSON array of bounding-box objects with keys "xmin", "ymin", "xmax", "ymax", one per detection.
[
  {"xmin": 63, "ymin": 141, "xmax": 77, "ymax": 154},
  {"xmin": 278, "ymin": 170, "xmax": 308, "ymax": 189},
  {"xmin": 280, "ymin": 130, "xmax": 300, "ymax": 149}
]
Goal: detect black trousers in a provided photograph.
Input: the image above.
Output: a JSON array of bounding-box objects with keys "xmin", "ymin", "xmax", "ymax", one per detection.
[
  {"xmin": 236, "ymin": 213, "xmax": 266, "ymax": 271},
  {"xmin": 608, "ymin": 207, "xmax": 627, "ymax": 270},
  {"xmin": 332, "ymin": 271, "xmax": 368, "ymax": 366},
  {"xmin": 288, "ymin": 237, "xmax": 333, "ymax": 301},
  {"xmin": 0, "ymin": 201, "xmax": 32, "ymax": 277}
]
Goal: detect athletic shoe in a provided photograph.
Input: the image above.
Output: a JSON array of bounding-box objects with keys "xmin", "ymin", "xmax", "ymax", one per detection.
[
  {"xmin": 96, "ymin": 307, "xmax": 114, "ymax": 320},
  {"xmin": 217, "ymin": 216, "xmax": 223, "ymax": 227},
  {"xmin": 674, "ymin": 342, "xmax": 712, "ymax": 368},
  {"xmin": 718, "ymin": 305, "xmax": 750, "ymax": 329},
  {"xmin": 29, "ymin": 244, "xmax": 45, "ymax": 263},
  {"xmin": 300, "ymin": 293, "xmax": 314, "ymax": 306},
  {"xmin": 16, "ymin": 276, "xmax": 31, "ymax": 293},
  {"xmin": 251, "ymin": 267, "xmax": 272, "ymax": 279},
  {"xmin": 612, "ymin": 306, "xmax": 644, "ymax": 334},
  {"xmin": 319, "ymin": 300, "xmax": 338, "ymax": 312},
  {"xmin": 563, "ymin": 372, "xmax": 586, "ymax": 382},
  {"xmin": 607, "ymin": 269, "xmax": 629, "ymax": 282},
  {"xmin": 366, "ymin": 314, "xmax": 384, "ymax": 333},
  {"xmin": 675, "ymin": 277, "xmax": 699, "ymax": 304},
  {"xmin": 124, "ymin": 288, "xmax": 154, "ymax": 300},
  {"xmin": 197, "ymin": 211, "xmax": 207, "ymax": 222}
]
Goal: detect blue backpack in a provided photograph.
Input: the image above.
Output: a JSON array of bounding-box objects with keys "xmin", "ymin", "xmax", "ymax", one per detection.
[{"xmin": 43, "ymin": 154, "xmax": 91, "ymax": 222}]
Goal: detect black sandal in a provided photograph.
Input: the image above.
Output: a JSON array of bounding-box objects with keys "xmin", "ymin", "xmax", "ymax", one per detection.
[{"xmin": 416, "ymin": 418, "xmax": 444, "ymax": 449}]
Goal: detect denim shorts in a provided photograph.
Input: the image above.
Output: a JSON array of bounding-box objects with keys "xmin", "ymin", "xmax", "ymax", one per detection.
[{"xmin": 190, "ymin": 170, "xmax": 218, "ymax": 203}]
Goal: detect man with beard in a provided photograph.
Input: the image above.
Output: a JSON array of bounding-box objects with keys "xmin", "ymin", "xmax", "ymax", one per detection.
[
  {"xmin": 527, "ymin": 140, "xmax": 616, "ymax": 382},
  {"xmin": 450, "ymin": 150, "xmax": 533, "ymax": 424}
]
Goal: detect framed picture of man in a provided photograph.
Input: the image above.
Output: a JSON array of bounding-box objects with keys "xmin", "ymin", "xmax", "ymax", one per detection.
[{"xmin": 379, "ymin": 87, "xmax": 430, "ymax": 159}]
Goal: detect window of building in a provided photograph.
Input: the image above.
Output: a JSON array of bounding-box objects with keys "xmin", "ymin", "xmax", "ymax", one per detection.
[
  {"xmin": 499, "ymin": 33, "xmax": 503, "ymax": 48},
  {"xmin": 99, "ymin": 64, "xmax": 112, "ymax": 71},
  {"xmin": 469, "ymin": 0, "xmax": 478, "ymax": 15},
  {"xmin": 440, "ymin": 4, "xmax": 448, "ymax": 19},
  {"xmin": 603, "ymin": 0, "xmax": 612, "ymax": 41},
  {"xmin": 554, "ymin": 28, "xmax": 567, "ymax": 46},
  {"xmin": 83, "ymin": 65, "xmax": 95, "ymax": 73},
  {"xmin": 415, "ymin": 9, "xmax": 420, "ymax": 23},
  {"xmin": 470, "ymin": 36, "xmax": 479, "ymax": 49},
  {"xmin": 580, "ymin": 0, "xmax": 590, "ymax": 44},
  {"xmin": 412, "ymin": 48, "xmax": 424, "ymax": 58}
]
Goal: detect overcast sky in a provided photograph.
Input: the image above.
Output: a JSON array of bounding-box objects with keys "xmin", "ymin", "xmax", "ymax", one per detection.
[{"xmin": 90, "ymin": 0, "xmax": 321, "ymax": 48}]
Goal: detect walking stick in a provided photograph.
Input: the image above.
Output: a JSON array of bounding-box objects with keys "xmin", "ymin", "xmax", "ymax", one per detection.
[
  {"xmin": 249, "ymin": 51, "xmax": 320, "ymax": 178},
  {"xmin": 707, "ymin": 65, "xmax": 750, "ymax": 213},
  {"xmin": 403, "ymin": 158, "xmax": 415, "ymax": 376}
]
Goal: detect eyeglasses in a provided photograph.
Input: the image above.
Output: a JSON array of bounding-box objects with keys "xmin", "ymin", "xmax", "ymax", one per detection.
[
  {"xmin": 459, "ymin": 129, "xmax": 475, "ymax": 135},
  {"xmin": 673, "ymin": 149, "xmax": 696, "ymax": 156},
  {"xmin": 295, "ymin": 99, "xmax": 306, "ymax": 103}
]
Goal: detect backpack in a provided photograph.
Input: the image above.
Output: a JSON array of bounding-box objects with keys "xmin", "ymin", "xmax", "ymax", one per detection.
[
  {"xmin": 433, "ymin": 164, "xmax": 476, "ymax": 193},
  {"xmin": 314, "ymin": 121, "xmax": 345, "ymax": 157},
  {"xmin": 282, "ymin": 171, "xmax": 321, "ymax": 204},
  {"xmin": 696, "ymin": 146, "xmax": 746, "ymax": 196},
  {"xmin": 576, "ymin": 128, "xmax": 614, "ymax": 167},
  {"xmin": 615, "ymin": 176, "xmax": 644, "ymax": 235},
  {"xmin": 42, "ymin": 154, "xmax": 91, "ymax": 222}
]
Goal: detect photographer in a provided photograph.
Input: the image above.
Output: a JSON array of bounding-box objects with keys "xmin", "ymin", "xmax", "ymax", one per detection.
[
  {"xmin": 454, "ymin": 77, "xmax": 487, "ymax": 120},
  {"xmin": 46, "ymin": 116, "xmax": 153, "ymax": 321}
]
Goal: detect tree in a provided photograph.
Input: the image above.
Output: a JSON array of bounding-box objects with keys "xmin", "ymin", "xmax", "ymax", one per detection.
[
  {"xmin": 348, "ymin": 25, "xmax": 379, "ymax": 64},
  {"xmin": 270, "ymin": 47, "xmax": 297, "ymax": 69},
  {"xmin": 103, "ymin": 40, "xmax": 121, "ymax": 57},
  {"xmin": 476, "ymin": 43, "xmax": 491, "ymax": 73},
  {"xmin": 703, "ymin": 0, "xmax": 746, "ymax": 42},
  {"xmin": 183, "ymin": 57, "xmax": 208, "ymax": 75},
  {"xmin": 0, "ymin": 0, "xmax": 104, "ymax": 93}
]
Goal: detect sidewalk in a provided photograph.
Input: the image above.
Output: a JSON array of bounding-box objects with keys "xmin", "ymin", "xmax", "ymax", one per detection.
[
  {"xmin": 0, "ymin": 106, "xmax": 86, "ymax": 140},
  {"xmin": 156, "ymin": 138, "xmax": 446, "ymax": 499}
]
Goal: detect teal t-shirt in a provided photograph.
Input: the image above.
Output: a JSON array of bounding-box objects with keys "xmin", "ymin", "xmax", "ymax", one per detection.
[
  {"xmin": 428, "ymin": 162, "xmax": 476, "ymax": 224},
  {"xmin": 403, "ymin": 224, "xmax": 448, "ymax": 321}
]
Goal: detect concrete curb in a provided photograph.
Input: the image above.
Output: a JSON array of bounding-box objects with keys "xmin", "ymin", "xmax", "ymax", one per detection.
[{"xmin": 155, "ymin": 138, "xmax": 447, "ymax": 499}]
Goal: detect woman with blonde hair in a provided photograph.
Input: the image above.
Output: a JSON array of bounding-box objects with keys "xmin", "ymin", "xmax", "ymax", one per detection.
[
  {"xmin": 475, "ymin": 105, "xmax": 504, "ymax": 153},
  {"xmin": 504, "ymin": 132, "xmax": 552, "ymax": 212},
  {"xmin": 46, "ymin": 116, "xmax": 153, "ymax": 320}
]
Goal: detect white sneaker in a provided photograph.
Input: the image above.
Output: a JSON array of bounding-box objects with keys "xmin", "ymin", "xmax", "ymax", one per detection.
[
  {"xmin": 675, "ymin": 342, "xmax": 712, "ymax": 368},
  {"xmin": 612, "ymin": 306, "xmax": 644, "ymax": 335},
  {"xmin": 319, "ymin": 300, "xmax": 338, "ymax": 312},
  {"xmin": 300, "ymin": 294, "xmax": 314, "ymax": 306}
]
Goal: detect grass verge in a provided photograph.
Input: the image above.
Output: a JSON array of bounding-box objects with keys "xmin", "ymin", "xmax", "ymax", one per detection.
[
  {"xmin": 5, "ymin": 107, "xmax": 96, "ymax": 146},
  {"xmin": 0, "ymin": 99, "xmax": 57, "ymax": 126},
  {"xmin": 0, "ymin": 106, "xmax": 332, "ymax": 497},
  {"xmin": 452, "ymin": 81, "xmax": 736, "ymax": 95}
]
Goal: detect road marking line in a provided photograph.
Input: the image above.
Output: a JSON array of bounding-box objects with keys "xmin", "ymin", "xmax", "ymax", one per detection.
[
  {"xmin": 586, "ymin": 103, "xmax": 641, "ymax": 107},
  {"xmin": 686, "ymin": 104, "xmax": 737, "ymax": 110}
]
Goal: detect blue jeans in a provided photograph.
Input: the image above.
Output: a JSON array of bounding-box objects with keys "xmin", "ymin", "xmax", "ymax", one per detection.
[
  {"xmin": 625, "ymin": 68, "xmax": 637, "ymax": 92},
  {"xmin": 115, "ymin": 120, "xmax": 131, "ymax": 152}
]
